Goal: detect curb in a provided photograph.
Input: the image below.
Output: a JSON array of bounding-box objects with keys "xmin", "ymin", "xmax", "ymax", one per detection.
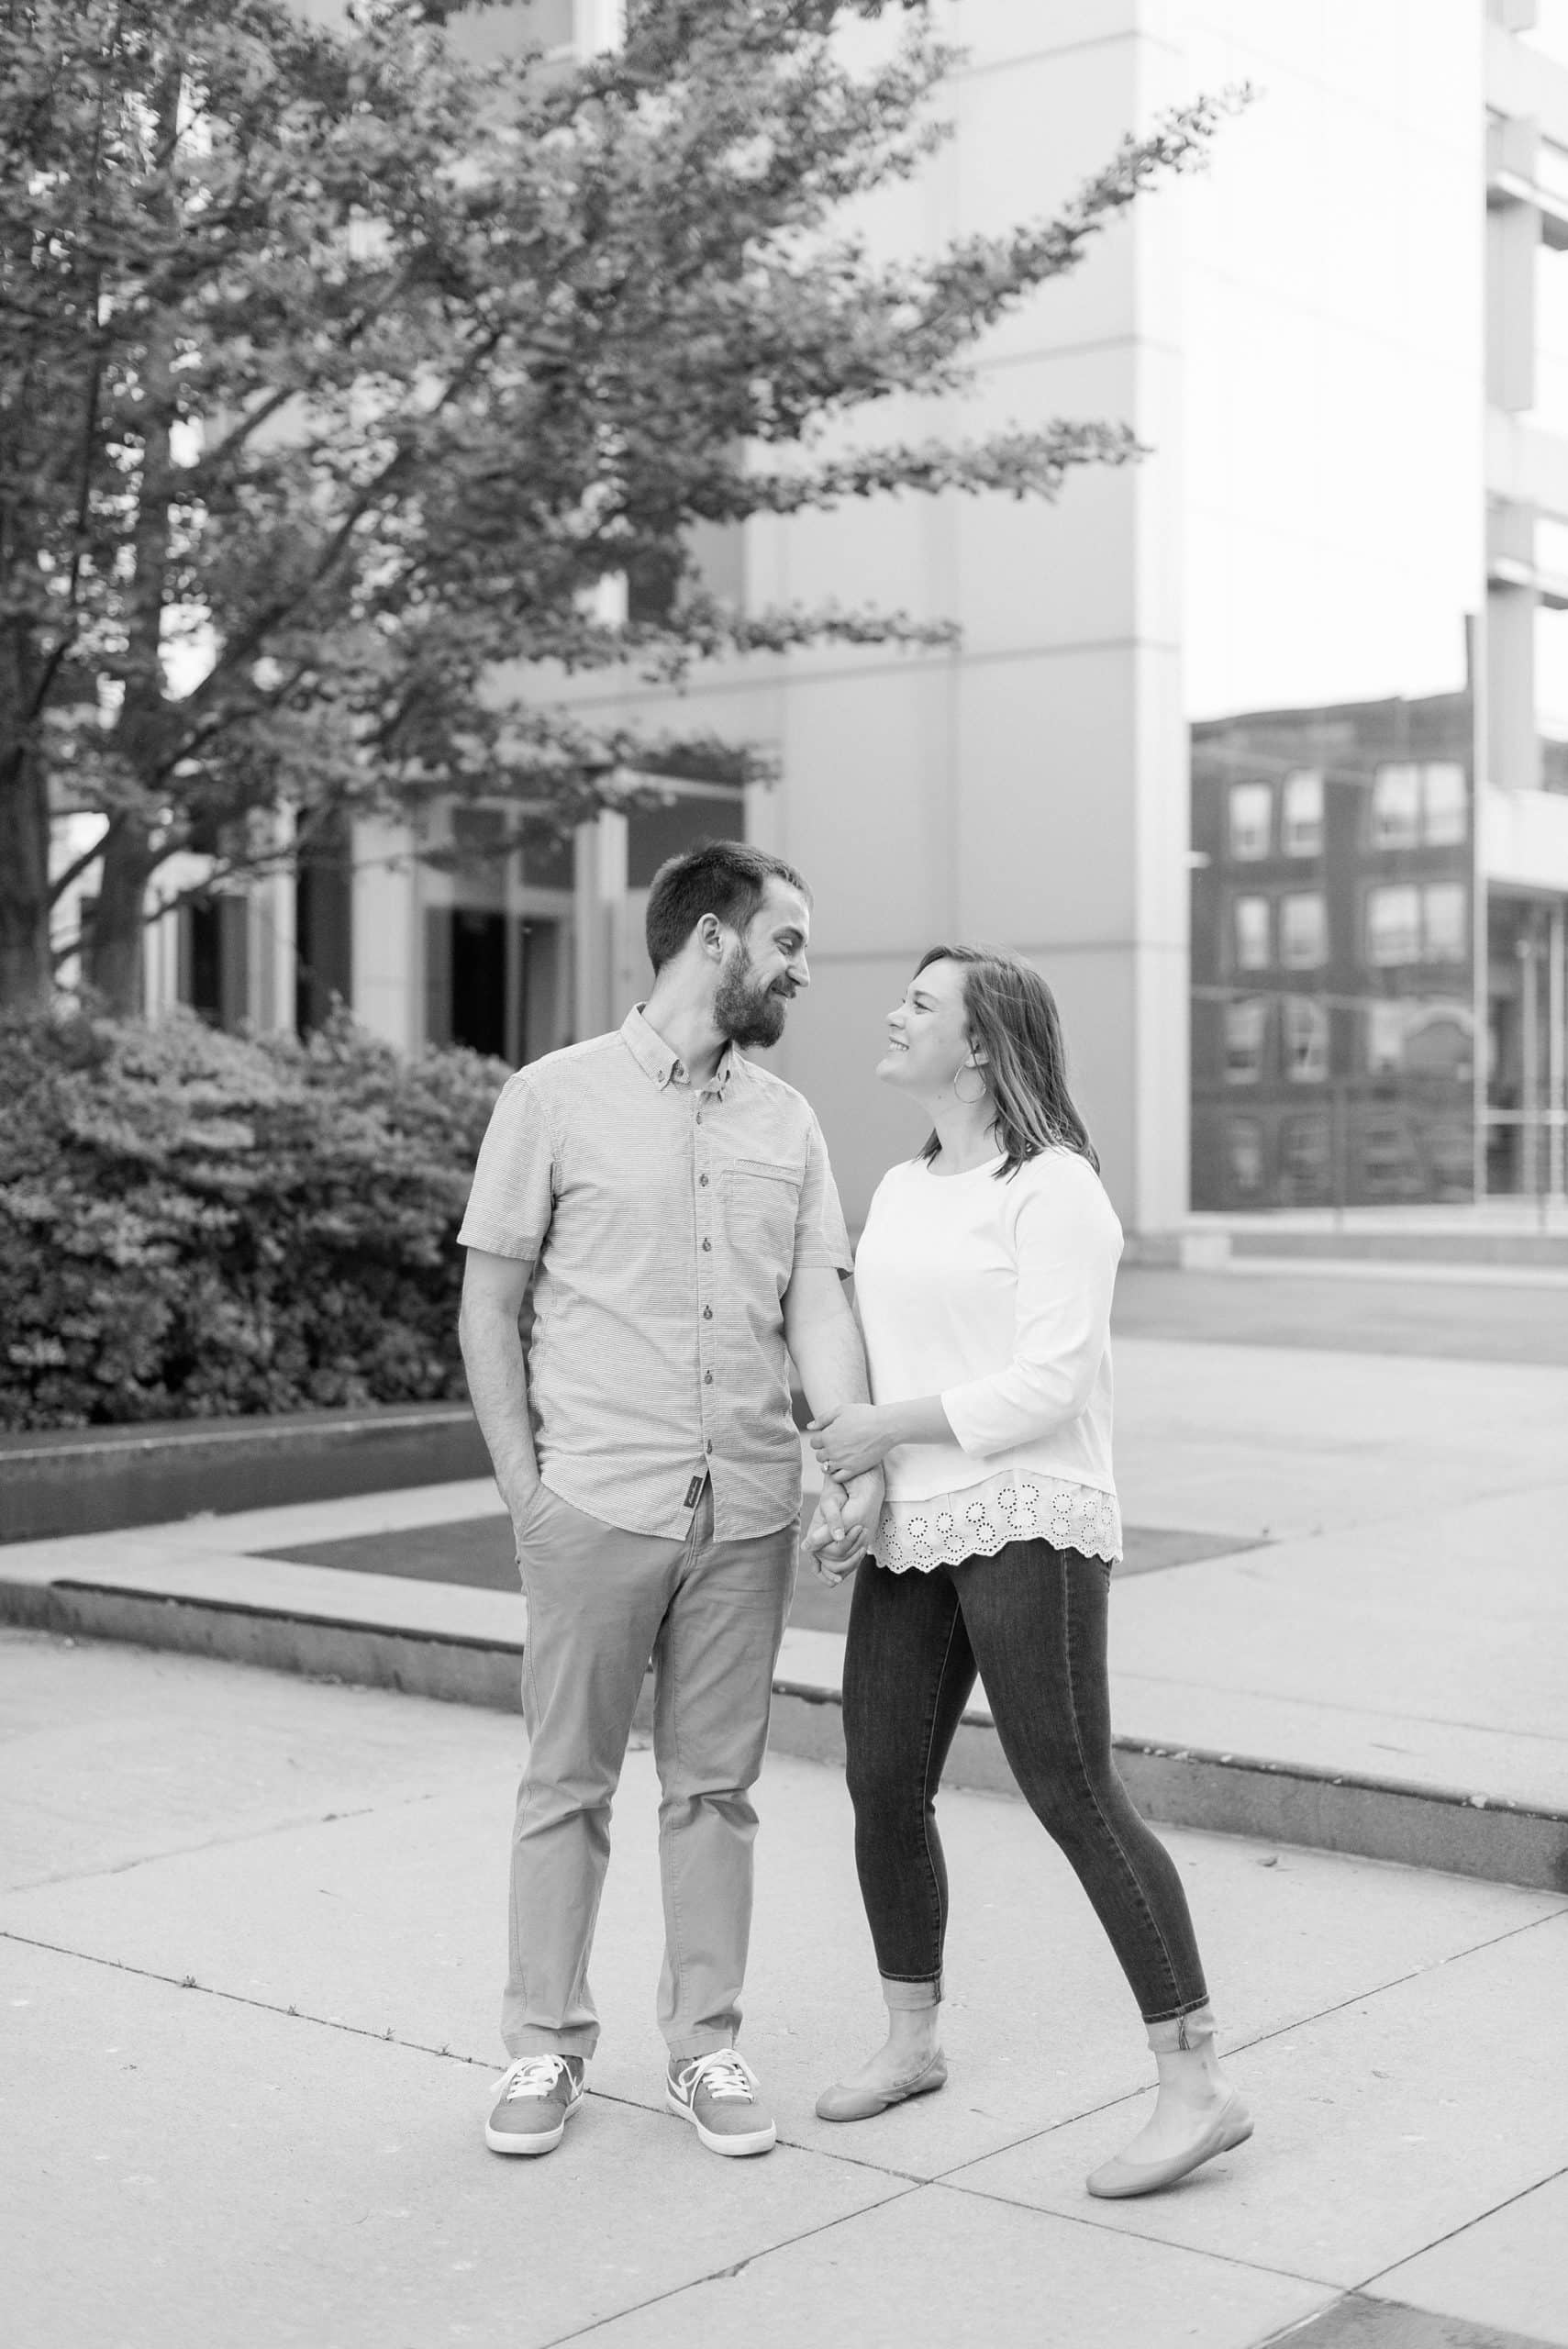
[{"xmin": 9, "ymin": 1575, "xmax": 1565, "ymax": 1898}]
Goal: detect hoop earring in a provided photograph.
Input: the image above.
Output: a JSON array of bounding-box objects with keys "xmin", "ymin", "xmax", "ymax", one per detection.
[{"xmin": 953, "ymin": 1065, "xmax": 988, "ymax": 1105}]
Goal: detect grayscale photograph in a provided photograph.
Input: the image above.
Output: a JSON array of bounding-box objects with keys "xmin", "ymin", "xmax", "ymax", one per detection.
[{"xmin": 3, "ymin": 3, "xmax": 1565, "ymax": 2345}]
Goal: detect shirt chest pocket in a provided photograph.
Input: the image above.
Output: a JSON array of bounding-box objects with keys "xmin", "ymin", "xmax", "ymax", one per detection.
[{"xmin": 722, "ymin": 1157, "xmax": 804, "ymax": 1271}]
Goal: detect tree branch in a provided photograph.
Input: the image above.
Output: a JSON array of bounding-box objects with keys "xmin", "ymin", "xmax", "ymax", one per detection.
[{"xmin": 45, "ymin": 830, "xmax": 111, "ymax": 910}]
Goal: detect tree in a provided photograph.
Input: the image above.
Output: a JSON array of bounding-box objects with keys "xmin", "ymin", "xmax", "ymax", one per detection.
[{"xmin": 0, "ymin": 0, "xmax": 1234, "ymax": 1012}]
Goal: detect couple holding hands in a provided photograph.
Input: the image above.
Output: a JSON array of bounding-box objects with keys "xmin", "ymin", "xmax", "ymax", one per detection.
[{"xmin": 459, "ymin": 841, "xmax": 1251, "ymax": 2199}]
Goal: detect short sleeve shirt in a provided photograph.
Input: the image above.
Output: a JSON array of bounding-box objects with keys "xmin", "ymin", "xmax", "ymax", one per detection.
[{"xmin": 458, "ymin": 1008, "xmax": 852, "ymax": 1539}]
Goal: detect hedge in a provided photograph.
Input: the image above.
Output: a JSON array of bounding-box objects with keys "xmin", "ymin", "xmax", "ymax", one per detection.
[{"xmin": 0, "ymin": 1006, "xmax": 508, "ymax": 1431}]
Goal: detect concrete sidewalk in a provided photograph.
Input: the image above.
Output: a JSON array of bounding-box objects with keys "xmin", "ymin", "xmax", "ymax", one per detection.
[
  {"xmin": 5, "ymin": 1632, "xmax": 1566, "ymax": 2349},
  {"xmin": 5, "ymin": 1329, "xmax": 1566, "ymax": 1888}
]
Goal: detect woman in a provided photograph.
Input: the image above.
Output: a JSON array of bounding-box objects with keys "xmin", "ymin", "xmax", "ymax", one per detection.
[{"xmin": 807, "ymin": 946, "xmax": 1251, "ymax": 2199}]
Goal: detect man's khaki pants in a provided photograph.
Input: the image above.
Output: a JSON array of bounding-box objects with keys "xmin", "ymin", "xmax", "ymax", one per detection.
[{"xmin": 503, "ymin": 1479, "xmax": 796, "ymax": 2063}]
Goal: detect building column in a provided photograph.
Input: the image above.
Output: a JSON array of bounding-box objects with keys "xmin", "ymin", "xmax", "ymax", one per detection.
[
  {"xmin": 1550, "ymin": 896, "xmax": 1566, "ymax": 1196},
  {"xmin": 1488, "ymin": 580, "xmax": 1542, "ymax": 794},
  {"xmin": 572, "ymin": 810, "xmax": 628, "ymax": 1041},
  {"xmin": 246, "ymin": 811, "xmax": 296, "ymax": 1035},
  {"xmin": 350, "ymin": 818, "xmax": 423, "ymax": 1052}
]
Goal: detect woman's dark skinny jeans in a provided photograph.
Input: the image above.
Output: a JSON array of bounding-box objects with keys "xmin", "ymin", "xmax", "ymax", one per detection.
[{"xmin": 842, "ymin": 1538, "xmax": 1209, "ymax": 2025}]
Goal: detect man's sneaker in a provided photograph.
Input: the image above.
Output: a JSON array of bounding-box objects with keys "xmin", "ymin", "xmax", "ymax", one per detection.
[
  {"xmin": 484, "ymin": 2054, "xmax": 584, "ymax": 2155},
  {"xmin": 665, "ymin": 2049, "xmax": 776, "ymax": 2157}
]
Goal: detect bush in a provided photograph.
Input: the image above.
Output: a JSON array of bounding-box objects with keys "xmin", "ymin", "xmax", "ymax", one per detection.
[{"xmin": 0, "ymin": 1006, "xmax": 508, "ymax": 1430}]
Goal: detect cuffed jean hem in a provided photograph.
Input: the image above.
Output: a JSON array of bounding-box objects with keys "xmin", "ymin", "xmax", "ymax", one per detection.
[
  {"xmin": 882, "ymin": 1973, "xmax": 942, "ymax": 2011},
  {"xmin": 666, "ymin": 2029, "xmax": 739, "ymax": 2062},
  {"xmin": 1146, "ymin": 2002, "xmax": 1218, "ymax": 2053},
  {"xmin": 505, "ymin": 2025, "xmax": 599, "ymax": 2061}
]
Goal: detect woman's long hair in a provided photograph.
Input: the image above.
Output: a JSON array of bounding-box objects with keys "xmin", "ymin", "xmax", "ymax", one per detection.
[{"xmin": 915, "ymin": 944, "xmax": 1099, "ymax": 1178}]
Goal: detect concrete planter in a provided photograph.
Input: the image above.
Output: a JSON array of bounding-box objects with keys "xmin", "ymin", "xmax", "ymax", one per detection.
[{"xmin": 0, "ymin": 1403, "xmax": 489, "ymax": 1544}]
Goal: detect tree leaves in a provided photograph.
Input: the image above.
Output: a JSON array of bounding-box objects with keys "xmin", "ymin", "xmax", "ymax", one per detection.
[{"xmin": 0, "ymin": 0, "xmax": 1241, "ymax": 1006}]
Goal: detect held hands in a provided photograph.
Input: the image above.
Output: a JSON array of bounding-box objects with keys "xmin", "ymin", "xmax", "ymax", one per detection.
[
  {"xmin": 804, "ymin": 1470, "xmax": 884, "ymax": 1586},
  {"xmin": 807, "ymin": 1402, "xmax": 897, "ymax": 1483}
]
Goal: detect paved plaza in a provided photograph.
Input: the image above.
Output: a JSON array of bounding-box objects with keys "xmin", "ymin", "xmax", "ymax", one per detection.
[
  {"xmin": 4, "ymin": 1266, "xmax": 1567, "ymax": 2346},
  {"xmin": 6, "ymin": 1631, "xmax": 1568, "ymax": 2349}
]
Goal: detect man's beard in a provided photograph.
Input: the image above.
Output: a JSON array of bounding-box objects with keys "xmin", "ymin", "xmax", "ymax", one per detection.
[{"xmin": 715, "ymin": 945, "xmax": 792, "ymax": 1049}]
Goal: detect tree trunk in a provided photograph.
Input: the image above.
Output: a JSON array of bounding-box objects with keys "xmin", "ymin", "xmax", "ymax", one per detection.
[
  {"xmin": 0, "ymin": 740, "xmax": 53, "ymax": 1010},
  {"xmin": 86, "ymin": 816, "xmax": 156, "ymax": 1016},
  {"xmin": 0, "ymin": 574, "xmax": 52, "ymax": 1009},
  {"xmin": 81, "ymin": 54, "xmax": 183, "ymax": 1026}
]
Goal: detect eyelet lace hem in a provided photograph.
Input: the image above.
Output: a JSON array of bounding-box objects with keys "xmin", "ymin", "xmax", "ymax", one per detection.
[{"xmin": 873, "ymin": 1473, "xmax": 1122, "ymax": 1573}]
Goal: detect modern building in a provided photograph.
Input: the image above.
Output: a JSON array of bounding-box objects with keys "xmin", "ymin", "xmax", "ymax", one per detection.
[{"xmin": 53, "ymin": 1, "xmax": 1568, "ymax": 1230}]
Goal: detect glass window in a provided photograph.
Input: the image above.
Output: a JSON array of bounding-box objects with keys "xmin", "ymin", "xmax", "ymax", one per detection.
[
  {"xmin": 1366, "ymin": 1000, "xmax": 1407, "ymax": 1074},
  {"xmin": 1282, "ymin": 996, "xmax": 1329, "ymax": 1082},
  {"xmin": 1282, "ymin": 770, "xmax": 1324, "ymax": 857},
  {"xmin": 627, "ymin": 789, "xmax": 746, "ymax": 888},
  {"xmin": 1422, "ymin": 881, "xmax": 1468, "ymax": 963},
  {"xmin": 1280, "ymin": 892, "xmax": 1327, "ymax": 969},
  {"xmin": 1421, "ymin": 763, "xmax": 1467, "ymax": 846},
  {"xmin": 450, "ymin": 805, "xmax": 510, "ymax": 863},
  {"xmin": 1366, "ymin": 997, "xmax": 1474, "ymax": 1078},
  {"xmin": 1224, "ymin": 996, "xmax": 1269, "ymax": 1084},
  {"xmin": 1233, "ymin": 896, "xmax": 1272, "ymax": 971},
  {"xmin": 1360, "ymin": 1115, "xmax": 1421, "ymax": 1199},
  {"xmin": 1371, "ymin": 765, "xmax": 1421, "ymax": 849},
  {"xmin": 518, "ymin": 823, "xmax": 575, "ymax": 890},
  {"xmin": 1228, "ymin": 783, "xmax": 1273, "ymax": 861},
  {"xmin": 1280, "ymin": 1110, "xmax": 1332, "ymax": 1191},
  {"xmin": 1367, "ymin": 884, "xmax": 1421, "ymax": 964},
  {"xmin": 1227, "ymin": 1117, "xmax": 1266, "ymax": 1196},
  {"xmin": 1404, "ymin": 1004, "xmax": 1473, "ymax": 1081}
]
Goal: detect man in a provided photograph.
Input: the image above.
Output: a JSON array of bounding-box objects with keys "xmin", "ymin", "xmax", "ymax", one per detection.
[{"xmin": 459, "ymin": 841, "xmax": 881, "ymax": 2160}]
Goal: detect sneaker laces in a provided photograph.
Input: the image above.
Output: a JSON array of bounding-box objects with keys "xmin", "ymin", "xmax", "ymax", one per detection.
[
  {"xmin": 683, "ymin": 2049, "xmax": 760, "ymax": 2103},
  {"xmin": 494, "ymin": 2054, "xmax": 573, "ymax": 2103}
]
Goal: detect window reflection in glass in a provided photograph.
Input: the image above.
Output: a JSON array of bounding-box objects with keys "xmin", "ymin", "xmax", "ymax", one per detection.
[
  {"xmin": 1228, "ymin": 783, "xmax": 1273, "ymax": 861},
  {"xmin": 1282, "ymin": 770, "xmax": 1324, "ymax": 856},
  {"xmin": 1421, "ymin": 763, "xmax": 1467, "ymax": 846},
  {"xmin": 1366, "ymin": 998, "xmax": 1474, "ymax": 1081},
  {"xmin": 1281, "ymin": 892, "xmax": 1327, "ymax": 969},
  {"xmin": 1423, "ymin": 881, "xmax": 1469, "ymax": 963},
  {"xmin": 1233, "ymin": 896, "xmax": 1272, "ymax": 970},
  {"xmin": 1282, "ymin": 996, "xmax": 1329, "ymax": 1081},
  {"xmin": 1228, "ymin": 1117, "xmax": 1266, "ymax": 1196},
  {"xmin": 1371, "ymin": 766, "xmax": 1421, "ymax": 850},
  {"xmin": 1224, "ymin": 996, "xmax": 1269, "ymax": 1083},
  {"xmin": 1367, "ymin": 885, "xmax": 1421, "ymax": 964},
  {"xmin": 1184, "ymin": 9, "xmax": 1476, "ymax": 1214},
  {"xmin": 1280, "ymin": 1110, "xmax": 1332, "ymax": 1197}
]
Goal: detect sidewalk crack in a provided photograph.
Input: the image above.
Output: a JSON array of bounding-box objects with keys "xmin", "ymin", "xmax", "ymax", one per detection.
[
  {"xmin": 1348, "ymin": 2155, "xmax": 1568, "ymax": 2292},
  {"xmin": 0, "ymin": 1927, "xmax": 496, "ymax": 2069},
  {"xmin": 926, "ymin": 1904, "xmax": 1568, "ymax": 2188},
  {"xmin": 0, "ymin": 1786, "xmax": 462, "ymax": 1895}
]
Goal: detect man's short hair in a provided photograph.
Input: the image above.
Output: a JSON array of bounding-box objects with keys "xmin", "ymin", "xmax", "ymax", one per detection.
[{"xmin": 644, "ymin": 840, "xmax": 811, "ymax": 973}]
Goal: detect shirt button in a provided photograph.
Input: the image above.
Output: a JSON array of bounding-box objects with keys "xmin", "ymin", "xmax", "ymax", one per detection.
[
  {"xmin": 704, "ymin": 1371, "xmax": 713, "ymax": 1385},
  {"xmin": 695, "ymin": 1113, "xmax": 702, "ymax": 1126},
  {"xmin": 706, "ymin": 1440, "xmax": 714, "ymax": 1455},
  {"xmin": 698, "ymin": 1173, "xmax": 708, "ymax": 1186},
  {"xmin": 702, "ymin": 1306, "xmax": 713, "ymax": 1319},
  {"xmin": 701, "ymin": 1237, "xmax": 711, "ymax": 1252}
]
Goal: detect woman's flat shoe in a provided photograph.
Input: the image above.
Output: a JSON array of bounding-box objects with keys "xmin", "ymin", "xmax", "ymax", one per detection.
[
  {"xmin": 815, "ymin": 2053, "xmax": 948, "ymax": 2121},
  {"xmin": 1085, "ymin": 2091, "xmax": 1252, "ymax": 2199}
]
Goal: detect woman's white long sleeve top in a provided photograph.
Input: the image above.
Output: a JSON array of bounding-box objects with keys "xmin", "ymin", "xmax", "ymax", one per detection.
[{"xmin": 851, "ymin": 1146, "xmax": 1124, "ymax": 1570}]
